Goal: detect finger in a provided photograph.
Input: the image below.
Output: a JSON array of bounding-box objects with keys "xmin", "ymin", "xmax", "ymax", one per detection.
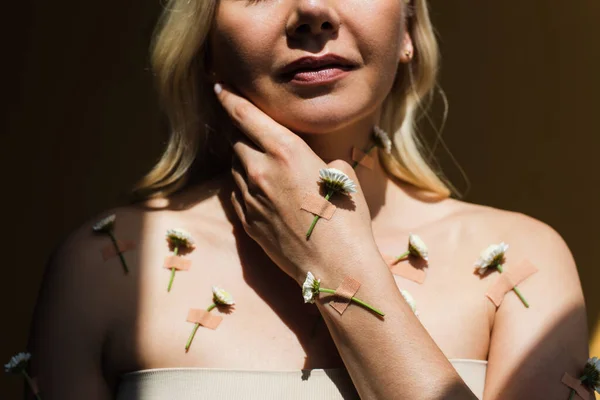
[
  {"xmin": 230, "ymin": 189, "xmax": 248, "ymax": 229},
  {"xmin": 231, "ymin": 155, "xmax": 251, "ymax": 195},
  {"xmin": 214, "ymin": 83, "xmax": 297, "ymax": 155},
  {"xmin": 231, "ymin": 130, "xmax": 265, "ymax": 173}
]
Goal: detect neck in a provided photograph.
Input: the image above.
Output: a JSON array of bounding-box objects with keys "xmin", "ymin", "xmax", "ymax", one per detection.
[
  {"xmin": 295, "ymin": 122, "xmax": 447, "ymax": 233},
  {"xmin": 296, "ymin": 120, "xmax": 394, "ymax": 222}
]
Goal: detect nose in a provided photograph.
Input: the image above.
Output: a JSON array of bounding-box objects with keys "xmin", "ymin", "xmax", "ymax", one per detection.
[{"xmin": 285, "ymin": 0, "xmax": 340, "ymax": 39}]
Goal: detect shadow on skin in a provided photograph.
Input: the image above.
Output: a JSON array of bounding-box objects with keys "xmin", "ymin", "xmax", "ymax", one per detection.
[{"xmin": 488, "ymin": 303, "xmax": 590, "ymax": 400}]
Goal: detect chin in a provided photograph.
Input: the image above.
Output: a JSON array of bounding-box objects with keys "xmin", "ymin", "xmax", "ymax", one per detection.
[{"xmin": 257, "ymin": 91, "xmax": 378, "ymax": 135}]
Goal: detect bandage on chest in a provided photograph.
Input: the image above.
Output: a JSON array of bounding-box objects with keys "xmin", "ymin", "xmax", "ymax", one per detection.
[
  {"xmin": 351, "ymin": 147, "xmax": 376, "ymax": 169},
  {"xmin": 485, "ymin": 260, "xmax": 538, "ymax": 307},
  {"xmin": 163, "ymin": 255, "xmax": 192, "ymax": 271},
  {"xmin": 384, "ymin": 254, "xmax": 427, "ymax": 284},
  {"xmin": 101, "ymin": 240, "xmax": 136, "ymax": 261},
  {"xmin": 187, "ymin": 308, "xmax": 223, "ymax": 330}
]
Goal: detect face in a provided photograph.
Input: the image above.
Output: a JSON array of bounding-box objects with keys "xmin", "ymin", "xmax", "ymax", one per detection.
[{"xmin": 209, "ymin": 0, "xmax": 410, "ymax": 135}]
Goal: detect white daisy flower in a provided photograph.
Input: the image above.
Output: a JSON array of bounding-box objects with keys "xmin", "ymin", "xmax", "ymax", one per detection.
[
  {"xmin": 474, "ymin": 242, "xmax": 509, "ymax": 275},
  {"xmin": 302, "ymin": 272, "xmax": 321, "ymax": 304},
  {"xmin": 400, "ymin": 290, "xmax": 419, "ymax": 316},
  {"xmin": 212, "ymin": 286, "xmax": 235, "ymax": 306},
  {"xmin": 373, "ymin": 126, "xmax": 392, "ymax": 154},
  {"xmin": 166, "ymin": 228, "xmax": 195, "ymax": 250},
  {"xmin": 583, "ymin": 356, "xmax": 600, "ymax": 393},
  {"xmin": 319, "ymin": 168, "xmax": 357, "ymax": 195},
  {"xmin": 92, "ymin": 214, "xmax": 116, "ymax": 233},
  {"xmin": 408, "ymin": 233, "xmax": 429, "ymax": 261},
  {"xmin": 4, "ymin": 352, "xmax": 31, "ymax": 374}
]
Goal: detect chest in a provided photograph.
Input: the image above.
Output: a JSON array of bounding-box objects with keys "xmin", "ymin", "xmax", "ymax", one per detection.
[{"xmin": 107, "ymin": 234, "xmax": 494, "ymax": 376}]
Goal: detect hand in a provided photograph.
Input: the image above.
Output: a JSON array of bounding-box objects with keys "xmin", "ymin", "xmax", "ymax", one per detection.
[{"xmin": 214, "ymin": 83, "xmax": 379, "ymax": 285}]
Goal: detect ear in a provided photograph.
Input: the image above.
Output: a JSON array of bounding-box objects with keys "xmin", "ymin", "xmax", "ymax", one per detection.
[{"xmin": 399, "ymin": 31, "xmax": 414, "ymax": 64}]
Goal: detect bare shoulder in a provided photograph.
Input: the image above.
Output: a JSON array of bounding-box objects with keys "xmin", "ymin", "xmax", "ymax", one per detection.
[
  {"xmin": 447, "ymin": 201, "xmax": 576, "ymax": 274},
  {"xmin": 442, "ymin": 200, "xmax": 589, "ymax": 399},
  {"xmin": 29, "ymin": 175, "xmax": 235, "ymax": 393}
]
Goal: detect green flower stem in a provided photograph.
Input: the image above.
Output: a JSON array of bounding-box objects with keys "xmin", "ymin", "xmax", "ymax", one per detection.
[
  {"xmin": 395, "ymin": 251, "xmax": 410, "ymax": 261},
  {"xmin": 306, "ymin": 190, "xmax": 334, "ymax": 239},
  {"xmin": 108, "ymin": 231, "xmax": 129, "ymax": 274},
  {"xmin": 22, "ymin": 371, "xmax": 41, "ymax": 400},
  {"xmin": 318, "ymin": 288, "xmax": 385, "ymax": 317},
  {"xmin": 185, "ymin": 303, "xmax": 217, "ymax": 352},
  {"xmin": 497, "ymin": 264, "xmax": 530, "ymax": 308},
  {"xmin": 167, "ymin": 247, "xmax": 179, "ymax": 292},
  {"xmin": 567, "ymin": 389, "xmax": 575, "ymax": 400},
  {"xmin": 351, "ymin": 144, "xmax": 377, "ymax": 169}
]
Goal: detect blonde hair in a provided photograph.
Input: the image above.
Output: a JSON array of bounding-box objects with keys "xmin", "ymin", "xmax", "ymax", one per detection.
[{"xmin": 133, "ymin": 0, "xmax": 452, "ymax": 199}]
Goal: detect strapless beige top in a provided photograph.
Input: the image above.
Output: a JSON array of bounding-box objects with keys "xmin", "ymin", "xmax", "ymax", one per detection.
[{"xmin": 116, "ymin": 359, "xmax": 487, "ymax": 399}]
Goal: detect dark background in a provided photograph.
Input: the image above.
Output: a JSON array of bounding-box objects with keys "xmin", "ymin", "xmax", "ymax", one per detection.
[{"xmin": 2, "ymin": 1, "xmax": 599, "ymax": 397}]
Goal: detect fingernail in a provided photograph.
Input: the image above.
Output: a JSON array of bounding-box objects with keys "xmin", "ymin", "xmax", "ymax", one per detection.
[{"xmin": 214, "ymin": 83, "xmax": 222, "ymax": 95}]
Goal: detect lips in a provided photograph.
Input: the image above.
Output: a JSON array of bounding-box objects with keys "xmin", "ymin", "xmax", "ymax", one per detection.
[{"xmin": 279, "ymin": 54, "xmax": 357, "ymax": 79}]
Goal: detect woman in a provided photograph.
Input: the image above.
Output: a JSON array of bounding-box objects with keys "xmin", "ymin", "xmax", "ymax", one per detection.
[{"xmin": 28, "ymin": 0, "xmax": 589, "ymax": 398}]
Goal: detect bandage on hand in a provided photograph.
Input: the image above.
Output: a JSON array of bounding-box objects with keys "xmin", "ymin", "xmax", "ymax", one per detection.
[{"xmin": 301, "ymin": 192, "xmax": 337, "ymax": 220}]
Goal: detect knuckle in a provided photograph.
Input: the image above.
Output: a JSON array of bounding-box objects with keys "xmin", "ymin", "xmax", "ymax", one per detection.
[
  {"xmin": 247, "ymin": 165, "xmax": 267, "ymax": 186},
  {"xmin": 328, "ymin": 159, "xmax": 354, "ymax": 175},
  {"xmin": 272, "ymin": 135, "xmax": 299, "ymax": 161},
  {"xmin": 241, "ymin": 219, "xmax": 255, "ymax": 236},
  {"xmin": 231, "ymin": 101, "xmax": 252, "ymax": 123}
]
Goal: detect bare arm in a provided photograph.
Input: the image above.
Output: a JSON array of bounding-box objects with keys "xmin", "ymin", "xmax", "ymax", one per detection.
[
  {"xmin": 213, "ymin": 86, "xmax": 588, "ymax": 399},
  {"xmin": 314, "ymin": 215, "xmax": 589, "ymax": 400},
  {"xmin": 314, "ymin": 252, "xmax": 477, "ymax": 399},
  {"xmin": 27, "ymin": 229, "xmax": 115, "ymax": 399},
  {"xmin": 483, "ymin": 215, "xmax": 589, "ymax": 399}
]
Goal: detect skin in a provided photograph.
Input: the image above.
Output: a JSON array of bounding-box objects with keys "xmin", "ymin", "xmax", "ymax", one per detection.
[{"xmin": 28, "ymin": 0, "xmax": 588, "ymax": 399}]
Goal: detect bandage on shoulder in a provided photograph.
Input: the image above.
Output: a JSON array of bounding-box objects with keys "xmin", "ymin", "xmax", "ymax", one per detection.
[
  {"xmin": 486, "ymin": 259, "xmax": 538, "ymax": 307},
  {"xmin": 163, "ymin": 255, "xmax": 192, "ymax": 271},
  {"xmin": 301, "ymin": 192, "xmax": 337, "ymax": 220},
  {"xmin": 561, "ymin": 372, "xmax": 594, "ymax": 399},
  {"xmin": 384, "ymin": 254, "xmax": 426, "ymax": 284},
  {"xmin": 329, "ymin": 276, "xmax": 362, "ymax": 314},
  {"xmin": 101, "ymin": 240, "xmax": 136, "ymax": 261},
  {"xmin": 187, "ymin": 308, "xmax": 223, "ymax": 330},
  {"xmin": 351, "ymin": 147, "xmax": 375, "ymax": 170}
]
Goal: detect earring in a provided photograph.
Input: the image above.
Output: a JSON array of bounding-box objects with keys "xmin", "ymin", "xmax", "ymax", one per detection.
[{"xmin": 404, "ymin": 49, "xmax": 413, "ymax": 59}]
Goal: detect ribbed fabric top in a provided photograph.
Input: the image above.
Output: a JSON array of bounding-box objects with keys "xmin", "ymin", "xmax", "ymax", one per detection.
[{"xmin": 116, "ymin": 359, "xmax": 487, "ymax": 399}]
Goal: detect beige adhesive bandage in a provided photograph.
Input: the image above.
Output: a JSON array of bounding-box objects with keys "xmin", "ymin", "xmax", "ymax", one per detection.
[
  {"xmin": 329, "ymin": 276, "xmax": 362, "ymax": 315},
  {"xmin": 301, "ymin": 192, "xmax": 337, "ymax": 220},
  {"xmin": 351, "ymin": 147, "xmax": 375, "ymax": 170},
  {"xmin": 384, "ymin": 255, "xmax": 426, "ymax": 284},
  {"xmin": 101, "ymin": 240, "xmax": 136, "ymax": 261},
  {"xmin": 561, "ymin": 373, "xmax": 594, "ymax": 400},
  {"xmin": 163, "ymin": 255, "xmax": 192, "ymax": 271},
  {"xmin": 485, "ymin": 260, "xmax": 538, "ymax": 307},
  {"xmin": 187, "ymin": 308, "xmax": 223, "ymax": 330}
]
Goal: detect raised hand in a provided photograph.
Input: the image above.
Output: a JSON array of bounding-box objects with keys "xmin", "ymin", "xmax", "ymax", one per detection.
[{"xmin": 214, "ymin": 83, "xmax": 379, "ymax": 285}]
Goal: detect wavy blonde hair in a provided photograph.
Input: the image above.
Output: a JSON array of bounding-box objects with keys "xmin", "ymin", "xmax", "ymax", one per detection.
[{"xmin": 133, "ymin": 0, "xmax": 452, "ymax": 199}]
